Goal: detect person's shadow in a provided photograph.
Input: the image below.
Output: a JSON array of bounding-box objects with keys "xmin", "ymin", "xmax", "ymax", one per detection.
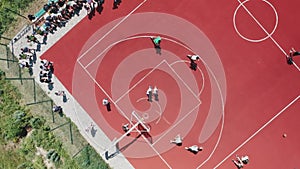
[
  {"xmin": 190, "ymin": 61, "xmax": 197, "ymax": 71},
  {"xmin": 91, "ymin": 126, "xmax": 97, "ymax": 137},
  {"xmin": 88, "ymin": 8, "xmax": 96, "ymax": 20},
  {"xmin": 96, "ymin": 1, "xmax": 104, "ymax": 14}
]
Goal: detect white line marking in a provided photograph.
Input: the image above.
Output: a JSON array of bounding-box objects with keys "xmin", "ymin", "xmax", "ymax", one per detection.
[
  {"xmin": 214, "ymin": 95, "xmax": 300, "ymax": 169},
  {"xmin": 196, "ymin": 59, "xmax": 226, "ymax": 168},
  {"xmin": 235, "ymin": 0, "xmax": 300, "ymax": 71},
  {"xmin": 84, "ymin": 35, "xmax": 192, "ymax": 69},
  {"xmin": 169, "ymin": 60, "xmax": 205, "ymax": 97},
  {"xmin": 233, "ymin": 0, "xmax": 278, "ymax": 42},
  {"xmin": 77, "ymin": 0, "xmax": 147, "ymax": 62},
  {"xmin": 142, "ymin": 135, "xmax": 172, "ymax": 169},
  {"xmin": 77, "ymin": 61, "xmax": 132, "ymax": 123},
  {"xmin": 115, "ymin": 60, "xmax": 166, "ymax": 103},
  {"xmin": 136, "ymin": 97, "xmax": 148, "ymax": 103},
  {"xmin": 165, "ymin": 60, "xmax": 200, "ymax": 101},
  {"xmin": 152, "ymin": 102, "xmax": 201, "ymax": 145},
  {"xmin": 84, "ymin": 35, "xmax": 151, "ymax": 68}
]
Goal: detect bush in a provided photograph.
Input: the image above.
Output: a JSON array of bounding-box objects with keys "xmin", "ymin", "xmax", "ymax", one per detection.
[
  {"xmin": 30, "ymin": 117, "xmax": 45, "ymax": 129},
  {"xmin": 19, "ymin": 137, "xmax": 35, "ymax": 157},
  {"xmin": 16, "ymin": 162, "xmax": 34, "ymax": 169},
  {"xmin": 4, "ymin": 110, "xmax": 30, "ymax": 140}
]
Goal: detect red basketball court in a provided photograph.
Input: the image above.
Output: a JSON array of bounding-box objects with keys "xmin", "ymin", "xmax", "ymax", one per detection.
[{"xmin": 41, "ymin": 0, "xmax": 300, "ymax": 168}]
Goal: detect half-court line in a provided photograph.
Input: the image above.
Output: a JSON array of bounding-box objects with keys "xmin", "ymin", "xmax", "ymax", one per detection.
[{"xmin": 235, "ymin": 0, "xmax": 300, "ymax": 71}]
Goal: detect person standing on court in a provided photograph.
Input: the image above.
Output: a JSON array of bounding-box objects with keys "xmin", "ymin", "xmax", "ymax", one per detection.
[
  {"xmin": 290, "ymin": 47, "xmax": 300, "ymax": 56},
  {"xmin": 151, "ymin": 36, "xmax": 161, "ymax": 47},
  {"xmin": 146, "ymin": 86, "xmax": 152, "ymax": 102},
  {"xmin": 153, "ymin": 86, "xmax": 158, "ymax": 101},
  {"xmin": 102, "ymin": 98, "xmax": 111, "ymax": 111},
  {"xmin": 287, "ymin": 47, "xmax": 300, "ymax": 65},
  {"xmin": 187, "ymin": 54, "xmax": 200, "ymax": 71}
]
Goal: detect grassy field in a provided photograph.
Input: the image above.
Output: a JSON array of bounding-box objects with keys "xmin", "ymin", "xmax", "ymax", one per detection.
[{"xmin": 0, "ymin": 0, "xmax": 111, "ymax": 169}]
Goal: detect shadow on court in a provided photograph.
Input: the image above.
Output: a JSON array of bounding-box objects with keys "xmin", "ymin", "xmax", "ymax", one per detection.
[
  {"xmin": 105, "ymin": 134, "xmax": 142, "ymax": 160},
  {"xmin": 105, "ymin": 129, "xmax": 153, "ymax": 160}
]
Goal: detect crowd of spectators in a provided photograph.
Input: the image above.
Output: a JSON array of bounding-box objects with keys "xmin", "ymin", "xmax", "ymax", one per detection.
[
  {"xmin": 39, "ymin": 59, "xmax": 54, "ymax": 83},
  {"xmin": 19, "ymin": 0, "xmax": 123, "ymax": 85},
  {"xmin": 29, "ymin": 0, "xmax": 86, "ymax": 37}
]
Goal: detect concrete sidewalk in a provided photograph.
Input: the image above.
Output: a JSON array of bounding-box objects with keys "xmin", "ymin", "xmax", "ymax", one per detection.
[{"xmin": 9, "ymin": 7, "xmax": 134, "ymax": 169}]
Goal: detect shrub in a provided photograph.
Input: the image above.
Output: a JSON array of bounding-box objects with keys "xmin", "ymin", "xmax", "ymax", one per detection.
[{"xmin": 29, "ymin": 117, "xmax": 45, "ymax": 129}]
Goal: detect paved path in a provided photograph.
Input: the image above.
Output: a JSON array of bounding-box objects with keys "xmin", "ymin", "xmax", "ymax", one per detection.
[{"xmin": 9, "ymin": 7, "xmax": 134, "ymax": 169}]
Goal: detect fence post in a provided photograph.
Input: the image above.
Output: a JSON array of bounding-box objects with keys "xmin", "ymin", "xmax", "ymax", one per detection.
[
  {"xmin": 33, "ymin": 78, "xmax": 36, "ymax": 102},
  {"xmin": 69, "ymin": 119, "xmax": 73, "ymax": 144},
  {"xmin": 19, "ymin": 65, "xmax": 23, "ymax": 85},
  {"xmin": 51, "ymin": 100, "xmax": 55, "ymax": 123}
]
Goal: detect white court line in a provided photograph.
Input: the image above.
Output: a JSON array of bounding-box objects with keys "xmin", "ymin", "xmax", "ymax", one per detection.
[
  {"xmin": 136, "ymin": 97, "xmax": 170, "ymax": 124},
  {"xmin": 214, "ymin": 95, "xmax": 300, "ymax": 168},
  {"xmin": 114, "ymin": 60, "xmax": 166, "ymax": 103},
  {"xmin": 77, "ymin": 0, "xmax": 147, "ymax": 62},
  {"xmin": 152, "ymin": 102, "xmax": 201, "ymax": 145},
  {"xmin": 84, "ymin": 35, "xmax": 191, "ymax": 70},
  {"xmin": 79, "ymin": 61, "xmax": 173, "ymax": 168},
  {"xmin": 77, "ymin": 61, "xmax": 132, "ymax": 123},
  {"xmin": 169, "ymin": 60, "xmax": 205, "ymax": 97},
  {"xmin": 165, "ymin": 60, "xmax": 201, "ymax": 101},
  {"xmin": 84, "ymin": 35, "xmax": 151, "ymax": 69},
  {"xmin": 236, "ymin": 0, "xmax": 300, "ymax": 71}
]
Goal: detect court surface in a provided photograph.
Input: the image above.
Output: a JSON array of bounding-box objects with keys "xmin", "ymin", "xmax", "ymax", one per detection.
[{"xmin": 41, "ymin": 0, "xmax": 300, "ymax": 168}]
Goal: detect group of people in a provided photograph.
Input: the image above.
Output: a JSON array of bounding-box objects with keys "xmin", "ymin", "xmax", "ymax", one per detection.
[
  {"xmin": 169, "ymin": 134, "xmax": 203, "ymax": 154},
  {"xmin": 28, "ymin": 0, "xmax": 85, "ymax": 38},
  {"xmin": 151, "ymin": 36, "xmax": 201, "ymax": 70},
  {"xmin": 18, "ymin": 47, "xmax": 35, "ymax": 68},
  {"xmin": 232, "ymin": 155, "xmax": 250, "ymax": 168},
  {"xmin": 83, "ymin": 0, "xmax": 122, "ymax": 17},
  {"xmin": 83, "ymin": 0, "xmax": 104, "ymax": 16},
  {"xmin": 39, "ymin": 59, "xmax": 54, "ymax": 83},
  {"xmin": 146, "ymin": 86, "xmax": 159, "ymax": 102}
]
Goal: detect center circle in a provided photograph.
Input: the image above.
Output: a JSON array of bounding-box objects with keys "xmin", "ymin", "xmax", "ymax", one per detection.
[{"xmin": 233, "ymin": 0, "xmax": 278, "ymax": 42}]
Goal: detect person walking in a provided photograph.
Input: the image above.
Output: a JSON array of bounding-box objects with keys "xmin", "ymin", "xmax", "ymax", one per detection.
[
  {"xmin": 102, "ymin": 98, "xmax": 111, "ymax": 111},
  {"xmin": 146, "ymin": 86, "xmax": 152, "ymax": 102},
  {"xmin": 185, "ymin": 145, "xmax": 203, "ymax": 154},
  {"xmin": 187, "ymin": 54, "xmax": 200, "ymax": 71},
  {"xmin": 151, "ymin": 36, "xmax": 161, "ymax": 47},
  {"xmin": 153, "ymin": 86, "xmax": 158, "ymax": 101}
]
